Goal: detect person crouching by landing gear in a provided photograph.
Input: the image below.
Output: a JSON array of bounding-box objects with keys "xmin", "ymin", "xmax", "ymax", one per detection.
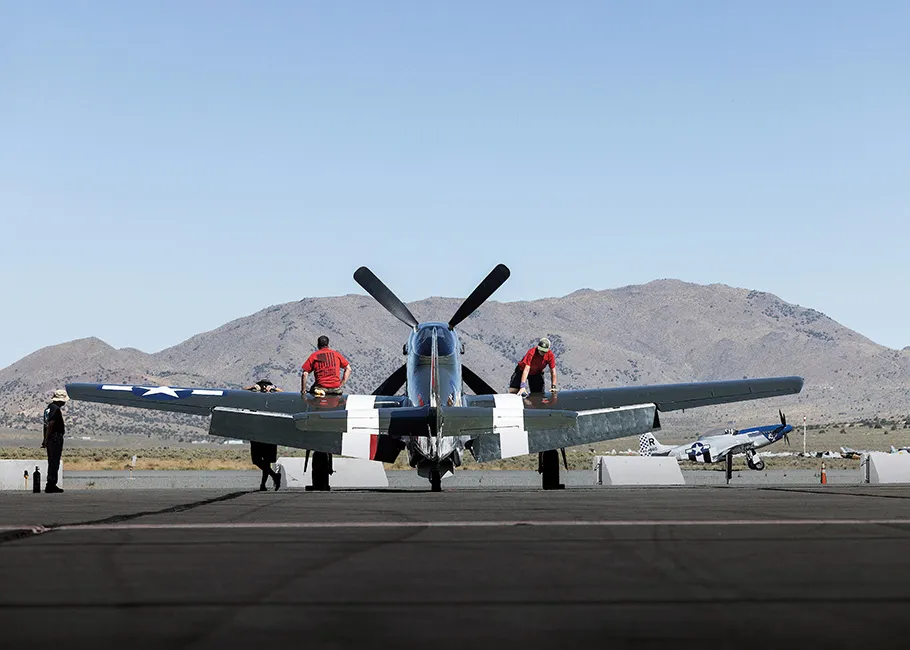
[
  {"xmin": 244, "ymin": 380, "xmax": 282, "ymax": 491},
  {"xmin": 509, "ymin": 338, "xmax": 564, "ymax": 489},
  {"xmin": 41, "ymin": 389, "xmax": 69, "ymax": 493}
]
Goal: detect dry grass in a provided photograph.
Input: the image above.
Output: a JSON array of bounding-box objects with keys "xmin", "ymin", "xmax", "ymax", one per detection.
[{"xmin": 0, "ymin": 422, "xmax": 903, "ymax": 471}]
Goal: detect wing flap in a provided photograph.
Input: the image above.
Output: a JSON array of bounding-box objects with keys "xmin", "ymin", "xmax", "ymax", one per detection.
[
  {"xmin": 293, "ymin": 406, "xmax": 433, "ymax": 437},
  {"xmin": 210, "ymin": 407, "xmax": 403, "ymax": 460},
  {"xmin": 466, "ymin": 403, "xmax": 657, "ymax": 462}
]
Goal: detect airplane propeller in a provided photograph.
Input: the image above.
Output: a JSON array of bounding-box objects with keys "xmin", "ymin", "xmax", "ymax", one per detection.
[
  {"xmin": 354, "ymin": 267, "xmax": 420, "ymax": 329},
  {"xmin": 372, "ymin": 364, "xmax": 408, "ymax": 396},
  {"xmin": 778, "ymin": 409, "xmax": 790, "ymax": 446},
  {"xmin": 355, "ymin": 264, "xmax": 510, "ymax": 396},
  {"xmin": 448, "ymin": 264, "xmax": 511, "ymax": 330},
  {"xmin": 462, "ymin": 365, "xmax": 497, "ymax": 395}
]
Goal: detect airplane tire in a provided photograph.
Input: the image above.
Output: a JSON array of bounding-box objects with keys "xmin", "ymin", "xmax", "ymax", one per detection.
[
  {"xmin": 430, "ymin": 469, "xmax": 442, "ymax": 492},
  {"xmin": 747, "ymin": 457, "xmax": 765, "ymax": 471},
  {"xmin": 310, "ymin": 452, "xmax": 332, "ymax": 491},
  {"xmin": 540, "ymin": 450, "xmax": 564, "ymax": 490}
]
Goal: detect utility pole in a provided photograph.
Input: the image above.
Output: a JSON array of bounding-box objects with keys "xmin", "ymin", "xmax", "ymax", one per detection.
[{"xmin": 803, "ymin": 415, "xmax": 807, "ymax": 456}]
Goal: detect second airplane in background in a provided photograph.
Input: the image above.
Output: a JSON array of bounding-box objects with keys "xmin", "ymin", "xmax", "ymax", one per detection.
[{"xmin": 640, "ymin": 411, "xmax": 793, "ymax": 470}]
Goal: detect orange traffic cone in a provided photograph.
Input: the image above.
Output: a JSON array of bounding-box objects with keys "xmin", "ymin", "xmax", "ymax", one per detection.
[{"xmin": 820, "ymin": 462, "xmax": 827, "ymax": 485}]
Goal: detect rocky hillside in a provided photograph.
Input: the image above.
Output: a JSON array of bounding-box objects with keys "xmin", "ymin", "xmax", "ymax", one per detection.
[{"xmin": 2, "ymin": 280, "xmax": 908, "ymax": 442}]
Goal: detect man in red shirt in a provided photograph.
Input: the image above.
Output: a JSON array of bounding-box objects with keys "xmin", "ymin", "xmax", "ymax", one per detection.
[
  {"xmin": 301, "ymin": 335, "xmax": 352, "ymax": 396},
  {"xmin": 509, "ymin": 337, "xmax": 558, "ymax": 397}
]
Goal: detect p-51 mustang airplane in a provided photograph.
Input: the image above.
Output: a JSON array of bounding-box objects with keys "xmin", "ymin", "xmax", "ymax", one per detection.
[
  {"xmin": 67, "ymin": 265, "xmax": 804, "ymax": 491},
  {"xmin": 639, "ymin": 411, "xmax": 794, "ymax": 470}
]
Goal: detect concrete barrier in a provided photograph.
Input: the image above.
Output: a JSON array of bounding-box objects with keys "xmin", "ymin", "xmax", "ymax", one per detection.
[
  {"xmin": 861, "ymin": 452, "xmax": 910, "ymax": 484},
  {"xmin": 276, "ymin": 456, "xmax": 389, "ymax": 489},
  {"xmin": 0, "ymin": 459, "xmax": 60, "ymax": 490},
  {"xmin": 593, "ymin": 456, "xmax": 685, "ymax": 486}
]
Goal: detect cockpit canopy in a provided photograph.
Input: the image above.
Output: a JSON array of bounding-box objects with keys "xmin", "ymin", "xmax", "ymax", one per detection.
[{"xmin": 413, "ymin": 324, "xmax": 458, "ymax": 357}]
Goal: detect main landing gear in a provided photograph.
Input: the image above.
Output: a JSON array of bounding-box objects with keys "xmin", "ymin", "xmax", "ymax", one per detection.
[
  {"xmin": 746, "ymin": 449, "xmax": 765, "ymax": 471},
  {"xmin": 429, "ymin": 469, "xmax": 442, "ymax": 493},
  {"xmin": 306, "ymin": 451, "xmax": 333, "ymax": 491},
  {"xmin": 539, "ymin": 449, "xmax": 566, "ymax": 490}
]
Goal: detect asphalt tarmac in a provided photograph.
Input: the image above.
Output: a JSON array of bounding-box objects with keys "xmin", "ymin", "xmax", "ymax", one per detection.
[
  {"xmin": 58, "ymin": 466, "xmax": 861, "ymax": 489},
  {"xmin": 3, "ymin": 487, "xmax": 910, "ymax": 649}
]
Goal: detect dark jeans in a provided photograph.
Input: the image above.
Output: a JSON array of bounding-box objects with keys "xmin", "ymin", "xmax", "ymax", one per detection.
[
  {"xmin": 508, "ymin": 365, "xmax": 544, "ymax": 393},
  {"xmin": 45, "ymin": 435, "xmax": 63, "ymax": 488},
  {"xmin": 250, "ymin": 442, "xmax": 278, "ymax": 486}
]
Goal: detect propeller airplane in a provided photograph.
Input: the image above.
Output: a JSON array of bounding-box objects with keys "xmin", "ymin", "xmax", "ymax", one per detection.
[
  {"xmin": 66, "ymin": 265, "xmax": 804, "ymax": 491},
  {"xmin": 639, "ymin": 410, "xmax": 794, "ymax": 470}
]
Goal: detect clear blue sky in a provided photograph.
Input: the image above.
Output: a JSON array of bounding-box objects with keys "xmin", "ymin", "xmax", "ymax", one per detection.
[{"xmin": 2, "ymin": 1, "xmax": 908, "ymax": 370}]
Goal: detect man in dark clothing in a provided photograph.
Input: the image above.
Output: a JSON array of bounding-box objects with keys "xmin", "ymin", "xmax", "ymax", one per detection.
[
  {"xmin": 301, "ymin": 335, "xmax": 352, "ymax": 396},
  {"xmin": 41, "ymin": 389, "xmax": 68, "ymax": 493},
  {"xmin": 245, "ymin": 380, "xmax": 282, "ymax": 491}
]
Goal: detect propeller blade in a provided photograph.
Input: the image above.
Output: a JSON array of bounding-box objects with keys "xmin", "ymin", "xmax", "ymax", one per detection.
[
  {"xmin": 785, "ymin": 433, "xmax": 791, "ymax": 447},
  {"xmin": 354, "ymin": 267, "xmax": 419, "ymax": 329},
  {"xmin": 779, "ymin": 409, "xmax": 786, "ymax": 427},
  {"xmin": 448, "ymin": 264, "xmax": 511, "ymax": 329},
  {"xmin": 462, "ymin": 365, "xmax": 497, "ymax": 395},
  {"xmin": 373, "ymin": 364, "xmax": 408, "ymax": 396},
  {"xmin": 560, "ymin": 447, "xmax": 568, "ymax": 470},
  {"xmin": 304, "ymin": 449, "xmax": 310, "ymax": 473}
]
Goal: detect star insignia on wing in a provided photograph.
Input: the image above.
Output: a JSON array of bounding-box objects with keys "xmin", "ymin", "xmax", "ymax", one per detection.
[{"xmin": 136, "ymin": 386, "xmax": 189, "ymax": 399}]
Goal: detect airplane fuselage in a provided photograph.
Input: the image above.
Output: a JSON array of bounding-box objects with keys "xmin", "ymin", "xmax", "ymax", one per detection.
[
  {"xmin": 657, "ymin": 423, "xmax": 793, "ymax": 465},
  {"xmin": 404, "ymin": 322, "xmax": 469, "ymax": 477}
]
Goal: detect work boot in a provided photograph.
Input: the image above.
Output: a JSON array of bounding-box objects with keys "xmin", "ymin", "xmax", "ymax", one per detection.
[
  {"xmin": 273, "ymin": 472, "xmax": 281, "ymax": 491},
  {"xmin": 259, "ymin": 483, "xmax": 267, "ymax": 492},
  {"xmin": 45, "ymin": 485, "xmax": 64, "ymax": 494}
]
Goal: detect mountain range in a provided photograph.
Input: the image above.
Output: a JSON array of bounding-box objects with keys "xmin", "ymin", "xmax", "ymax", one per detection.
[{"xmin": 2, "ymin": 279, "xmax": 908, "ymax": 442}]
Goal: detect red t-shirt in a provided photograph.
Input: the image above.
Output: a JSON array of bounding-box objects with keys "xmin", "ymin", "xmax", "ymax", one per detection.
[
  {"xmin": 518, "ymin": 347, "xmax": 555, "ymax": 376},
  {"xmin": 302, "ymin": 348, "xmax": 349, "ymax": 389}
]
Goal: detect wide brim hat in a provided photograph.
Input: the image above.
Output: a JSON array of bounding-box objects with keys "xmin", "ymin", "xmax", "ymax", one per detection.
[{"xmin": 52, "ymin": 389, "xmax": 69, "ymax": 403}]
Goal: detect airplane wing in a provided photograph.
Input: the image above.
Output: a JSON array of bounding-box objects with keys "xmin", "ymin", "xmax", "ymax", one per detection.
[
  {"xmin": 464, "ymin": 376, "xmax": 804, "ymax": 414},
  {"xmin": 64, "ymin": 383, "xmax": 408, "ymax": 416},
  {"xmin": 207, "ymin": 400, "xmax": 658, "ymax": 463}
]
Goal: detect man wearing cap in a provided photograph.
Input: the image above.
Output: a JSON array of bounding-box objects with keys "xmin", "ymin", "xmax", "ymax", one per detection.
[
  {"xmin": 244, "ymin": 380, "xmax": 282, "ymax": 491},
  {"xmin": 509, "ymin": 337, "xmax": 558, "ymax": 397},
  {"xmin": 41, "ymin": 389, "xmax": 68, "ymax": 493}
]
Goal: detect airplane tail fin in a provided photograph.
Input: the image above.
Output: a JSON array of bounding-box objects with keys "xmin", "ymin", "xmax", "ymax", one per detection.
[{"xmin": 639, "ymin": 432, "xmax": 672, "ymax": 456}]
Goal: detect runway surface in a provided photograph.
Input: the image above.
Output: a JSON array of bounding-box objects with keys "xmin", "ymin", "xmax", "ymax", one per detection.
[
  {"xmin": 3, "ymin": 486, "xmax": 910, "ymax": 649},
  {"xmin": 59, "ymin": 466, "xmax": 861, "ymax": 489}
]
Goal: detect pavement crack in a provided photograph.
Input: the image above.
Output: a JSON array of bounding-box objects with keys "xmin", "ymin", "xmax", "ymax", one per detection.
[
  {"xmin": 62, "ymin": 490, "xmax": 251, "ymax": 527},
  {"xmin": 0, "ymin": 491, "xmax": 251, "ymax": 545},
  {"xmin": 0, "ymin": 526, "xmax": 50, "ymax": 545}
]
